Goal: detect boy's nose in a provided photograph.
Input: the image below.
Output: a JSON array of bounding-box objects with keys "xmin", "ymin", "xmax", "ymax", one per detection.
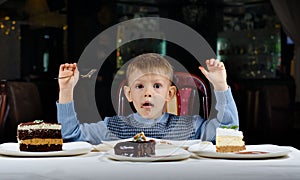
[
  {"xmin": 144, "ymin": 94, "xmax": 152, "ymax": 97},
  {"xmin": 144, "ymin": 88, "xmax": 152, "ymax": 97}
]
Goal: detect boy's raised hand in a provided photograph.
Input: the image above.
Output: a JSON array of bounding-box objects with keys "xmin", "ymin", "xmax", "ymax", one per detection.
[
  {"xmin": 199, "ymin": 59, "xmax": 228, "ymax": 91},
  {"xmin": 58, "ymin": 63, "xmax": 79, "ymax": 91},
  {"xmin": 58, "ymin": 63, "xmax": 79, "ymax": 103}
]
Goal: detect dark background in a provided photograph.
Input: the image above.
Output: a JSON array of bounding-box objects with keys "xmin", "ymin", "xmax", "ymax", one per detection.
[{"xmin": 0, "ymin": 0, "xmax": 298, "ymax": 149}]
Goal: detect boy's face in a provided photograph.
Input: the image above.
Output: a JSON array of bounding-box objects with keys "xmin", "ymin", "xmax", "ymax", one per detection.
[{"xmin": 124, "ymin": 70, "xmax": 176, "ymax": 120}]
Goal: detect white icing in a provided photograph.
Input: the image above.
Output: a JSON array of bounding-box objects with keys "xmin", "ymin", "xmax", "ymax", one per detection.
[
  {"xmin": 18, "ymin": 123, "xmax": 61, "ymax": 130},
  {"xmin": 216, "ymin": 128, "xmax": 243, "ymax": 137}
]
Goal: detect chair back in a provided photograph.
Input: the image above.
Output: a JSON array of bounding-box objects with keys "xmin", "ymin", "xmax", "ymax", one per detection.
[
  {"xmin": 0, "ymin": 80, "xmax": 9, "ymax": 131},
  {"xmin": 168, "ymin": 72, "xmax": 211, "ymax": 118},
  {"xmin": 7, "ymin": 82, "xmax": 43, "ymax": 125},
  {"xmin": 116, "ymin": 71, "xmax": 211, "ymax": 119}
]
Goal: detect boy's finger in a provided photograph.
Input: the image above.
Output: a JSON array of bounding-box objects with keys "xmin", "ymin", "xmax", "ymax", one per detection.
[
  {"xmin": 74, "ymin": 65, "xmax": 79, "ymax": 74},
  {"xmin": 59, "ymin": 64, "xmax": 65, "ymax": 71},
  {"xmin": 209, "ymin": 59, "xmax": 214, "ymax": 66},
  {"xmin": 199, "ymin": 66, "xmax": 208, "ymax": 78},
  {"xmin": 205, "ymin": 59, "xmax": 210, "ymax": 65},
  {"xmin": 73, "ymin": 63, "xmax": 77, "ymax": 70}
]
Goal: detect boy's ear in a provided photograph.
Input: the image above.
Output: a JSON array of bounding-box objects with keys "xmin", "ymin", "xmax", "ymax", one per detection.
[
  {"xmin": 123, "ymin": 86, "xmax": 133, "ymax": 102},
  {"xmin": 166, "ymin": 85, "xmax": 176, "ymax": 102}
]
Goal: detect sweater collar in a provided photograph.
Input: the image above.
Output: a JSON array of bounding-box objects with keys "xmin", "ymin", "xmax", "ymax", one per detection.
[{"xmin": 133, "ymin": 112, "xmax": 169, "ymax": 124}]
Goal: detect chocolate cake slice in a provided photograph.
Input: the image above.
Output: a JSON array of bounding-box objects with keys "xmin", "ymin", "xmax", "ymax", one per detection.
[
  {"xmin": 114, "ymin": 132, "xmax": 156, "ymax": 157},
  {"xmin": 17, "ymin": 120, "xmax": 63, "ymax": 152}
]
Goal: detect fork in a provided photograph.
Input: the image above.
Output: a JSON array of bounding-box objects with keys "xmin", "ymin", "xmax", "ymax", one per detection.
[{"xmin": 54, "ymin": 69, "xmax": 97, "ymax": 79}]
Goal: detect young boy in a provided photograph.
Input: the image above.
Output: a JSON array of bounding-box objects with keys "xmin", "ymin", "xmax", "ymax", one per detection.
[{"xmin": 57, "ymin": 53, "xmax": 238, "ymax": 145}]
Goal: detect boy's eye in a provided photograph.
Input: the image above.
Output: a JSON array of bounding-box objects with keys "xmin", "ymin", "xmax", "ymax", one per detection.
[
  {"xmin": 136, "ymin": 84, "xmax": 144, "ymax": 89},
  {"xmin": 153, "ymin": 83, "xmax": 162, "ymax": 89}
]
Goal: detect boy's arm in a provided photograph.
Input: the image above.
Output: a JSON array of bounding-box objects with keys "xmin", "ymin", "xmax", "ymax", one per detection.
[
  {"xmin": 197, "ymin": 87, "xmax": 239, "ymax": 141},
  {"xmin": 56, "ymin": 63, "xmax": 110, "ymax": 145},
  {"xmin": 195, "ymin": 59, "xmax": 239, "ymax": 141},
  {"xmin": 56, "ymin": 101, "xmax": 110, "ymax": 145}
]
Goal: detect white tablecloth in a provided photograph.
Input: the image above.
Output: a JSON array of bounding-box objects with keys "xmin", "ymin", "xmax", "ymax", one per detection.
[{"xmin": 0, "ymin": 146, "xmax": 299, "ymax": 180}]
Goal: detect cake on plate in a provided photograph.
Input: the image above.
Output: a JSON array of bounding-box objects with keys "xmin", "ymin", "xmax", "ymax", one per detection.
[
  {"xmin": 216, "ymin": 126, "xmax": 246, "ymax": 153},
  {"xmin": 17, "ymin": 120, "xmax": 63, "ymax": 152},
  {"xmin": 114, "ymin": 132, "xmax": 156, "ymax": 157}
]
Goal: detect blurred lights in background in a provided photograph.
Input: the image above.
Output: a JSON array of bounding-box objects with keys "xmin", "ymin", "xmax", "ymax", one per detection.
[{"xmin": 0, "ymin": 16, "xmax": 20, "ymax": 37}]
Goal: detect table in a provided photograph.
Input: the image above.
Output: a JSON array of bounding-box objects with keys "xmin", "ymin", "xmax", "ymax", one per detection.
[{"xmin": 0, "ymin": 146, "xmax": 299, "ymax": 180}]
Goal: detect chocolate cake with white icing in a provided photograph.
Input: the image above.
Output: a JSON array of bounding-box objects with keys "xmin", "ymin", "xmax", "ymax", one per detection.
[{"xmin": 17, "ymin": 120, "xmax": 63, "ymax": 152}]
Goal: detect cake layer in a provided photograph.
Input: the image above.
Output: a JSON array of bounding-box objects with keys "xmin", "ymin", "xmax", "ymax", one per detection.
[
  {"xmin": 114, "ymin": 140, "xmax": 156, "ymax": 157},
  {"xmin": 216, "ymin": 145, "xmax": 246, "ymax": 153},
  {"xmin": 19, "ymin": 138, "xmax": 63, "ymax": 145},
  {"xmin": 17, "ymin": 129, "xmax": 62, "ymax": 140},
  {"xmin": 19, "ymin": 144, "xmax": 62, "ymax": 152},
  {"xmin": 216, "ymin": 136, "xmax": 245, "ymax": 147}
]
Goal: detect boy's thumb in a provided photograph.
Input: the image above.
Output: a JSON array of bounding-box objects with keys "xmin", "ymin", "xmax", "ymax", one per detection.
[{"xmin": 199, "ymin": 66, "xmax": 208, "ymax": 78}]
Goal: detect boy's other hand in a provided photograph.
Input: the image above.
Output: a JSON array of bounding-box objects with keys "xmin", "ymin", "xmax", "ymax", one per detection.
[{"xmin": 199, "ymin": 59, "xmax": 228, "ymax": 91}]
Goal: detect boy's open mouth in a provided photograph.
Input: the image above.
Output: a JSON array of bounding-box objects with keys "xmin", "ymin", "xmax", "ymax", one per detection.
[{"xmin": 141, "ymin": 102, "xmax": 154, "ymax": 108}]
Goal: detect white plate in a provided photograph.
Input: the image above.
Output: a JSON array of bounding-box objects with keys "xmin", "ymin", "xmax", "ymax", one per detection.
[
  {"xmin": 188, "ymin": 144, "xmax": 292, "ymax": 159},
  {"xmin": 107, "ymin": 146, "xmax": 191, "ymax": 162},
  {"xmin": 158, "ymin": 139, "xmax": 202, "ymax": 149},
  {"xmin": 0, "ymin": 142, "xmax": 93, "ymax": 157}
]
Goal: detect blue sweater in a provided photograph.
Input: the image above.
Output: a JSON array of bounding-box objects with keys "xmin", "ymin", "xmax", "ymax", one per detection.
[{"xmin": 56, "ymin": 88, "xmax": 239, "ymax": 145}]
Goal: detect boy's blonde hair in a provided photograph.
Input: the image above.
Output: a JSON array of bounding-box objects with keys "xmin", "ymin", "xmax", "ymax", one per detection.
[{"xmin": 126, "ymin": 53, "xmax": 173, "ymax": 84}]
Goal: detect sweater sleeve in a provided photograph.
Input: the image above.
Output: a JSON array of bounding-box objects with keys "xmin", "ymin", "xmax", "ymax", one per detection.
[
  {"xmin": 56, "ymin": 101, "xmax": 110, "ymax": 145},
  {"xmin": 194, "ymin": 87, "xmax": 239, "ymax": 141}
]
